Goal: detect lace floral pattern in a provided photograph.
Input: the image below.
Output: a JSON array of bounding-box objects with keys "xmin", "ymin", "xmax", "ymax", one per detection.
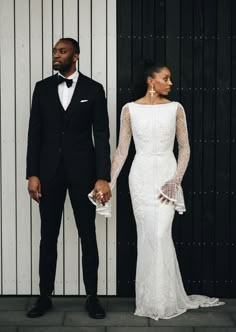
[
  {"xmin": 110, "ymin": 104, "xmax": 132, "ymax": 190},
  {"xmin": 160, "ymin": 104, "xmax": 190, "ymax": 202},
  {"xmin": 110, "ymin": 101, "xmax": 223, "ymax": 320}
]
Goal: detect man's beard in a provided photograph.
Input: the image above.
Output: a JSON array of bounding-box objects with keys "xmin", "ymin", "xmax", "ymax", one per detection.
[{"xmin": 53, "ymin": 60, "xmax": 73, "ymax": 74}]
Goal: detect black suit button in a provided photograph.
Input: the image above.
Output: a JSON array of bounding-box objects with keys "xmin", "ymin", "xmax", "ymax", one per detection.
[
  {"xmin": 58, "ymin": 148, "xmax": 62, "ymax": 152},
  {"xmin": 61, "ymin": 132, "xmax": 64, "ymax": 135}
]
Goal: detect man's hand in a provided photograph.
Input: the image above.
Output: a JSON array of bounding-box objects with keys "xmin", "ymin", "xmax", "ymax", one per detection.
[
  {"xmin": 28, "ymin": 176, "xmax": 42, "ymax": 203},
  {"xmin": 93, "ymin": 180, "xmax": 112, "ymax": 204}
]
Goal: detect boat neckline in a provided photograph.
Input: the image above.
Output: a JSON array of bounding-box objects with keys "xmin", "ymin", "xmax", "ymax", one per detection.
[{"xmin": 131, "ymin": 101, "xmax": 176, "ymax": 106}]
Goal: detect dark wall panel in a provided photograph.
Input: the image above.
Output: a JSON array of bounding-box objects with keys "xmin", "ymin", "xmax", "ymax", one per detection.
[
  {"xmin": 117, "ymin": 0, "xmax": 236, "ymax": 297},
  {"xmin": 231, "ymin": 0, "xmax": 236, "ymax": 296}
]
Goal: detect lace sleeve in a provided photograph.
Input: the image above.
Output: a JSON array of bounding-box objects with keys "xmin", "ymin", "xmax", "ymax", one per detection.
[
  {"xmin": 110, "ymin": 104, "xmax": 132, "ymax": 190},
  {"xmin": 160, "ymin": 103, "xmax": 190, "ymax": 201},
  {"xmin": 173, "ymin": 103, "xmax": 190, "ymax": 183}
]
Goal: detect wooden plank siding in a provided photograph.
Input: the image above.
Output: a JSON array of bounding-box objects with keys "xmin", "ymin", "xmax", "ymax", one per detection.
[
  {"xmin": 117, "ymin": 0, "xmax": 236, "ymax": 297},
  {"xmin": 0, "ymin": 0, "xmax": 235, "ymax": 298},
  {"xmin": 0, "ymin": 0, "xmax": 116, "ymax": 295}
]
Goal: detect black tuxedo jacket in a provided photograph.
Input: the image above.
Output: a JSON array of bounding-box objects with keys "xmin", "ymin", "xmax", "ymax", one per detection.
[{"xmin": 26, "ymin": 72, "xmax": 111, "ymax": 189}]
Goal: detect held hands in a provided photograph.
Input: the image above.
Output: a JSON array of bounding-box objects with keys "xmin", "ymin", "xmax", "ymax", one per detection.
[
  {"xmin": 93, "ymin": 179, "xmax": 112, "ymax": 205},
  {"xmin": 28, "ymin": 176, "xmax": 42, "ymax": 203}
]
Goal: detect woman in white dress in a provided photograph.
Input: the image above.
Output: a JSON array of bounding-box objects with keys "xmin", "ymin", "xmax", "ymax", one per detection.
[{"xmin": 94, "ymin": 61, "xmax": 224, "ymax": 320}]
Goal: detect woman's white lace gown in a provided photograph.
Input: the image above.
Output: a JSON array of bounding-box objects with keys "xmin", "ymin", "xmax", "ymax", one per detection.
[{"xmin": 110, "ymin": 101, "xmax": 223, "ymax": 320}]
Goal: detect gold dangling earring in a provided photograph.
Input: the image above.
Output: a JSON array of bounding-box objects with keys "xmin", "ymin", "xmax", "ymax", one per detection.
[{"xmin": 149, "ymin": 85, "xmax": 155, "ymax": 98}]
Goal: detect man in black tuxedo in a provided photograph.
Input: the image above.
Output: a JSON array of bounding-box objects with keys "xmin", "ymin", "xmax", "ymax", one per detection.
[{"xmin": 26, "ymin": 38, "xmax": 111, "ymax": 319}]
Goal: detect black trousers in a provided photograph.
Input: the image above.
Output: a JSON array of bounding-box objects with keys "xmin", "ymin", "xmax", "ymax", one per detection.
[{"xmin": 38, "ymin": 160, "xmax": 98, "ymax": 296}]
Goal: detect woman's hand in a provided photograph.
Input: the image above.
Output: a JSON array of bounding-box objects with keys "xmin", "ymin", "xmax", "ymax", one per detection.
[{"xmin": 158, "ymin": 180, "xmax": 180, "ymax": 204}]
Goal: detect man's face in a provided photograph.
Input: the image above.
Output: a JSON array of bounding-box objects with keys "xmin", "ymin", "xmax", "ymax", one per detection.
[{"xmin": 52, "ymin": 40, "xmax": 79, "ymax": 73}]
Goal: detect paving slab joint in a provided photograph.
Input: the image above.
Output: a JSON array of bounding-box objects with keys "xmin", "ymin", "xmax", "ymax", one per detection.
[
  {"xmin": 230, "ymin": 312, "xmax": 236, "ymax": 326},
  {"xmin": 62, "ymin": 311, "xmax": 67, "ymax": 325}
]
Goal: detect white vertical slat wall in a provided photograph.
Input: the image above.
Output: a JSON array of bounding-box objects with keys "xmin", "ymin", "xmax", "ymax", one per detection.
[{"xmin": 0, "ymin": 0, "xmax": 117, "ymax": 295}]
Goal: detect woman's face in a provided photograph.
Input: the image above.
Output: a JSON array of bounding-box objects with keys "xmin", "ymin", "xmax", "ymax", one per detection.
[{"xmin": 148, "ymin": 67, "xmax": 173, "ymax": 96}]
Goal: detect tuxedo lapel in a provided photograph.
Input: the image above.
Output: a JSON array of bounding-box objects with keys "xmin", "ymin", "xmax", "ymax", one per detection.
[
  {"xmin": 65, "ymin": 73, "xmax": 89, "ymax": 114},
  {"xmin": 53, "ymin": 74, "xmax": 62, "ymax": 106},
  {"xmin": 42, "ymin": 75, "xmax": 62, "ymax": 124}
]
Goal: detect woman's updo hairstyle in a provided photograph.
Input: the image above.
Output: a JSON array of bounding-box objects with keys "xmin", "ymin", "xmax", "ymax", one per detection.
[{"xmin": 131, "ymin": 59, "xmax": 167, "ymax": 100}]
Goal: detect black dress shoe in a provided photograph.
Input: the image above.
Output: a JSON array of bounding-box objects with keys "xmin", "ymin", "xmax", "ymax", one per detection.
[
  {"xmin": 27, "ymin": 296, "xmax": 52, "ymax": 318},
  {"xmin": 86, "ymin": 295, "xmax": 106, "ymax": 319}
]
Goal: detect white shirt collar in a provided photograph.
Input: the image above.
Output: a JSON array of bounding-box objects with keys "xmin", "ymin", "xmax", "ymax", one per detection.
[{"xmin": 58, "ymin": 70, "xmax": 79, "ymax": 83}]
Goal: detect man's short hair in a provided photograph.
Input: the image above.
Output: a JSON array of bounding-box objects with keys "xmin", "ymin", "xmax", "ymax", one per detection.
[{"xmin": 59, "ymin": 38, "xmax": 80, "ymax": 54}]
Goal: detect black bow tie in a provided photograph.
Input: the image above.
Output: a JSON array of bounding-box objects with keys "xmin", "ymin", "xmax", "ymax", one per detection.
[{"xmin": 57, "ymin": 75, "xmax": 73, "ymax": 88}]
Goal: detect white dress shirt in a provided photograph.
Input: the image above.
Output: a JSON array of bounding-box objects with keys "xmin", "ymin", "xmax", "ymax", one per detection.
[{"xmin": 58, "ymin": 71, "xmax": 79, "ymax": 110}]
